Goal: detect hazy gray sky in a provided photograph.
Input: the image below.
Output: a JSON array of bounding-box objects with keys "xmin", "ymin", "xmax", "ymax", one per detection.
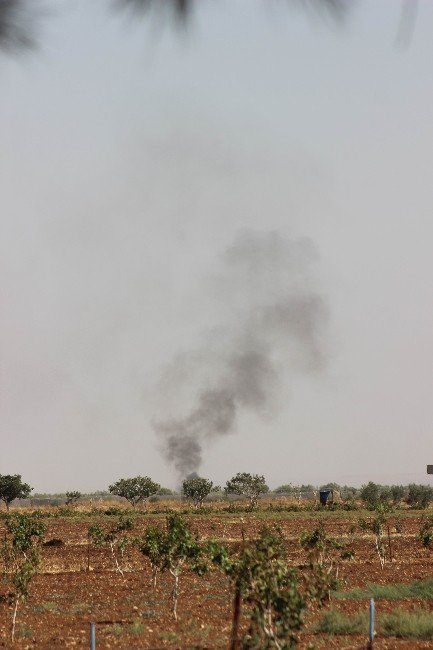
[{"xmin": 1, "ymin": 1, "xmax": 433, "ymax": 492}]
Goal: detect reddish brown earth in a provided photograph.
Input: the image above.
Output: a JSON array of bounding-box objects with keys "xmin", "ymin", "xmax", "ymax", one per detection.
[{"xmin": 1, "ymin": 507, "xmax": 432, "ymax": 649}]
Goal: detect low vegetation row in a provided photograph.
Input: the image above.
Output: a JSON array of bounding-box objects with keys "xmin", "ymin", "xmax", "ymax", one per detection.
[
  {"xmin": 316, "ymin": 608, "xmax": 433, "ymax": 640},
  {"xmin": 1, "ymin": 474, "xmax": 433, "ymax": 511}
]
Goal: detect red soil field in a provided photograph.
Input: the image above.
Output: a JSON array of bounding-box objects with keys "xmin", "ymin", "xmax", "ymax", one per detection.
[{"xmin": 1, "ymin": 505, "xmax": 433, "ymax": 649}]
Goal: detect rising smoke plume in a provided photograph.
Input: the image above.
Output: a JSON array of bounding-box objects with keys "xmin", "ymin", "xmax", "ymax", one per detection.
[{"xmin": 153, "ymin": 229, "xmax": 328, "ymax": 479}]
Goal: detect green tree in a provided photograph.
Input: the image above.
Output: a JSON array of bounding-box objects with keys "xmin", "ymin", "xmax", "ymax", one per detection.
[
  {"xmin": 0, "ymin": 474, "xmax": 32, "ymax": 510},
  {"xmin": 225, "ymin": 473, "xmax": 269, "ymax": 509},
  {"xmin": 273, "ymin": 484, "xmax": 315, "ymax": 495},
  {"xmin": 273, "ymin": 484, "xmax": 294, "ymax": 494},
  {"xmin": 210, "ymin": 526, "xmax": 305, "ymax": 649},
  {"xmin": 407, "ymin": 484, "xmax": 433, "ymax": 510},
  {"xmin": 136, "ymin": 513, "xmax": 207, "ymax": 619},
  {"xmin": 0, "ymin": 513, "xmax": 45, "ymax": 641},
  {"xmin": 360, "ymin": 481, "xmax": 380, "ymax": 509},
  {"xmin": 339, "ymin": 485, "xmax": 358, "ymax": 501},
  {"xmin": 379, "ymin": 486, "xmax": 392, "ymax": 503},
  {"xmin": 390, "ymin": 485, "xmax": 405, "ymax": 504},
  {"xmin": 65, "ymin": 491, "xmax": 81, "ymax": 506},
  {"xmin": 361, "ymin": 482, "xmax": 395, "ymax": 508},
  {"xmin": 108, "ymin": 476, "xmax": 160, "ymax": 507},
  {"xmin": 157, "ymin": 487, "xmax": 176, "ymax": 496},
  {"xmin": 182, "ymin": 476, "xmax": 214, "ymax": 509}
]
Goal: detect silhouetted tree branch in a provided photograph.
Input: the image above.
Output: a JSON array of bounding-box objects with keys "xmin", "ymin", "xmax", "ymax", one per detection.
[
  {"xmin": 0, "ymin": 0, "xmax": 36, "ymax": 51},
  {"xmin": 0, "ymin": 0, "xmax": 350, "ymax": 55}
]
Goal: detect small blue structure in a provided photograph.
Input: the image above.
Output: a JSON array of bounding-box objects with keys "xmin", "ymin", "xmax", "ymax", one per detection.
[{"xmin": 319, "ymin": 490, "xmax": 332, "ymax": 506}]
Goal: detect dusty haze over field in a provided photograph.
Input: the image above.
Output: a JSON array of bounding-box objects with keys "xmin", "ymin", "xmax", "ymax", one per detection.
[{"xmin": 1, "ymin": 1, "xmax": 433, "ymax": 492}]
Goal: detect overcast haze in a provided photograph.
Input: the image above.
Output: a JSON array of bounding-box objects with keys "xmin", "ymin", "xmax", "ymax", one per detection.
[{"xmin": 1, "ymin": 0, "xmax": 433, "ymax": 492}]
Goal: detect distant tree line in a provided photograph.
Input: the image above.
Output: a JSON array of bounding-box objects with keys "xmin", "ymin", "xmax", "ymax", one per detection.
[
  {"xmin": 358, "ymin": 481, "xmax": 433, "ymax": 510},
  {"xmin": 1, "ymin": 473, "xmax": 433, "ymax": 510}
]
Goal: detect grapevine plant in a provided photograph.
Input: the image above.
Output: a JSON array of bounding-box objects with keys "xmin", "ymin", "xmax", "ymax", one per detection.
[
  {"xmin": 210, "ymin": 526, "xmax": 306, "ymax": 649},
  {"xmin": 88, "ymin": 514, "xmax": 134, "ymax": 576},
  {"xmin": 1, "ymin": 513, "xmax": 46, "ymax": 641},
  {"xmin": 136, "ymin": 513, "xmax": 207, "ymax": 620}
]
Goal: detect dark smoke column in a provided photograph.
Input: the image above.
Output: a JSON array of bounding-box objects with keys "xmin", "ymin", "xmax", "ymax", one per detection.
[{"xmin": 153, "ymin": 229, "xmax": 328, "ymax": 481}]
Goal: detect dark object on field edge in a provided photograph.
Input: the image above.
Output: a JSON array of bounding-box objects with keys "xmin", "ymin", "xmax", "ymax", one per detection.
[{"xmin": 43, "ymin": 538, "xmax": 64, "ymax": 547}]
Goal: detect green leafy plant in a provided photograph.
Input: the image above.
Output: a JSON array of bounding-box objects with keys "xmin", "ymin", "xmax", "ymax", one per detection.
[
  {"xmin": 106, "ymin": 623, "xmax": 122, "ymax": 636},
  {"xmin": 135, "ymin": 523, "xmax": 166, "ymax": 587},
  {"xmin": 300, "ymin": 524, "xmax": 341, "ymax": 604},
  {"xmin": 379, "ymin": 609, "xmax": 433, "ymax": 639},
  {"xmin": 108, "ymin": 476, "xmax": 160, "ymax": 507},
  {"xmin": 211, "ymin": 526, "xmax": 305, "ymax": 649},
  {"xmin": 225, "ymin": 473, "xmax": 269, "ymax": 509},
  {"xmin": 17, "ymin": 623, "xmax": 33, "ymax": 639},
  {"xmin": 419, "ymin": 516, "xmax": 433, "ymax": 548},
  {"xmin": 0, "ymin": 474, "xmax": 32, "ymax": 511},
  {"xmin": 88, "ymin": 514, "xmax": 134, "ymax": 576},
  {"xmin": 314, "ymin": 608, "xmax": 368, "ymax": 635},
  {"xmin": 0, "ymin": 513, "xmax": 46, "ymax": 641},
  {"xmin": 358, "ymin": 502, "xmax": 392, "ymax": 569},
  {"xmin": 300, "ymin": 524, "xmax": 339, "ymax": 566},
  {"xmin": 130, "ymin": 619, "xmax": 145, "ymax": 635},
  {"xmin": 104, "ymin": 506, "xmax": 124, "ymax": 516},
  {"xmin": 136, "ymin": 513, "xmax": 207, "ymax": 619}
]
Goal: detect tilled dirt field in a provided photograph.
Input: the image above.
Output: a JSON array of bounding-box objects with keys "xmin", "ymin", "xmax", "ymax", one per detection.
[{"xmin": 1, "ymin": 508, "xmax": 433, "ymax": 649}]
